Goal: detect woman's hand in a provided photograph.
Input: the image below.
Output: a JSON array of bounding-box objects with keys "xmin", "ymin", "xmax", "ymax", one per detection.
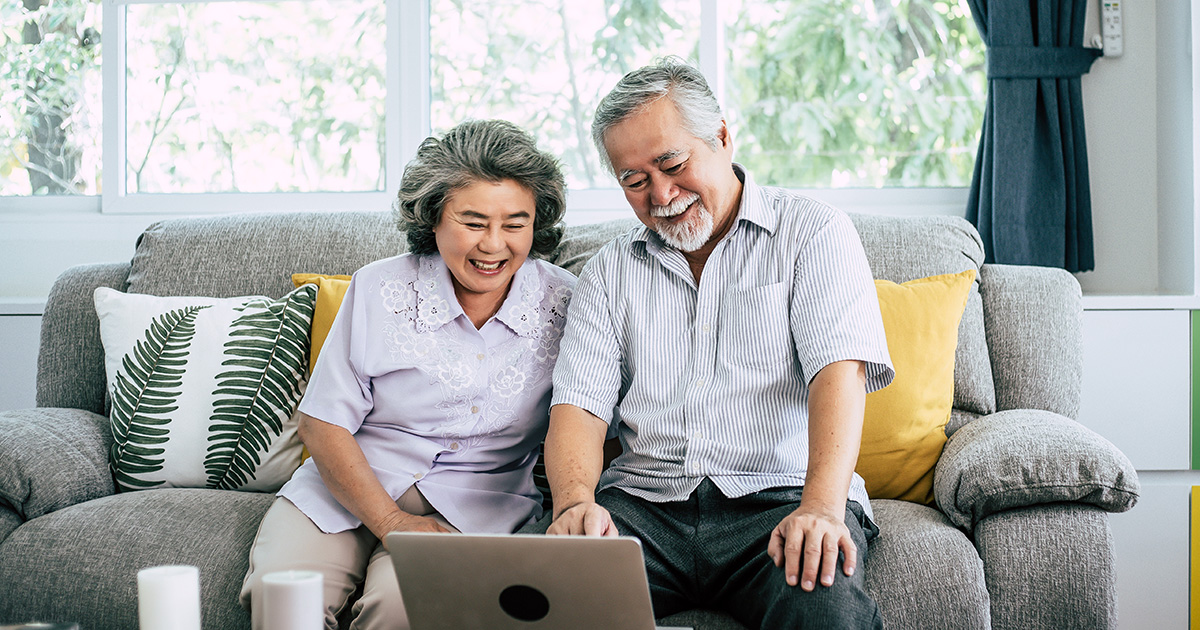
[
  {"xmin": 378, "ymin": 510, "xmax": 452, "ymax": 551},
  {"xmin": 379, "ymin": 509, "xmax": 452, "ymax": 535},
  {"xmin": 299, "ymin": 412, "xmax": 449, "ymax": 541}
]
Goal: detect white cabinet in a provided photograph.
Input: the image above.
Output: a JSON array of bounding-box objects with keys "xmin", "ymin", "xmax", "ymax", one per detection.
[
  {"xmin": 1108, "ymin": 479, "xmax": 1191, "ymax": 630},
  {"xmin": 1079, "ymin": 309, "xmax": 1192, "ymax": 470},
  {"xmin": 1078, "ymin": 307, "xmax": 1195, "ymax": 628}
]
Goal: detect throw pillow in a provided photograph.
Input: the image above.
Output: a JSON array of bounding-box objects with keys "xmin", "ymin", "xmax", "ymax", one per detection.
[
  {"xmin": 291, "ymin": 273, "xmax": 351, "ymax": 374},
  {"xmin": 290, "ymin": 273, "xmax": 352, "ymax": 463},
  {"xmin": 857, "ymin": 269, "xmax": 976, "ymax": 505},
  {"xmin": 94, "ymin": 285, "xmax": 317, "ymax": 492}
]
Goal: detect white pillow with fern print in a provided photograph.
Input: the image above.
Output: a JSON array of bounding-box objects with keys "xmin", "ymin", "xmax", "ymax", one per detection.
[{"xmin": 94, "ymin": 285, "xmax": 317, "ymax": 493}]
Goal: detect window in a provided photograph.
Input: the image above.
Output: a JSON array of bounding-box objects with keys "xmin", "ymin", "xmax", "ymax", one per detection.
[
  {"xmin": 1, "ymin": 0, "xmax": 985, "ymax": 213},
  {"xmin": 429, "ymin": 0, "xmax": 700, "ymax": 191},
  {"xmin": 1, "ymin": 0, "xmax": 102, "ymax": 196},
  {"xmin": 723, "ymin": 0, "xmax": 985, "ymax": 188},
  {"xmin": 124, "ymin": 1, "xmax": 386, "ymax": 194}
]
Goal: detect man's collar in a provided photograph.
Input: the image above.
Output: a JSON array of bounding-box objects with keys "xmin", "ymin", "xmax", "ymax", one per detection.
[{"xmin": 732, "ymin": 163, "xmax": 778, "ymax": 236}]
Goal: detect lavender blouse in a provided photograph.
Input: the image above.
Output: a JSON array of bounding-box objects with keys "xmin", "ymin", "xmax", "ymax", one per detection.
[{"xmin": 279, "ymin": 253, "xmax": 575, "ymax": 535}]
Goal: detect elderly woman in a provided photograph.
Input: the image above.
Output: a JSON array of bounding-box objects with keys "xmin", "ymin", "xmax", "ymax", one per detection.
[{"xmin": 239, "ymin": 119, "xmax": 575, "ymax": 630}]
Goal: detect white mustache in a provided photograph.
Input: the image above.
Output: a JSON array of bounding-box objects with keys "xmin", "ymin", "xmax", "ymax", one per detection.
[{"xmin": 650, "ymin": 192, "xmax": 700, "ymax": 218}]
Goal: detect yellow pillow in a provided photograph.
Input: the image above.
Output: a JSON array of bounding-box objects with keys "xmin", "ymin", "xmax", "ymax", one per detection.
[
  {"xmin": 291, "ymin": 273, "xmax": 352, "ymax": 464},
  {"xmin": 291, "ymin": 273, "xmax": 352, "ymax": 375},
  {"xmin": 857, "ymin": 269, "xmax": 976, "ymax": 505}
]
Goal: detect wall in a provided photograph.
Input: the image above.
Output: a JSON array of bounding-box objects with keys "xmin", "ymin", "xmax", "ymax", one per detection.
[{"xmin": 0, "ymin": 1, "xmax": 1190, "ymax": 300}]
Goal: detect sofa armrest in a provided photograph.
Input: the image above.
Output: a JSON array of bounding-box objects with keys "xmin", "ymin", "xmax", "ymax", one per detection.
[
  {"xmin": 37, "ymin": 261, "xmax": 131, "ymax": 414},
  {"xmin": 0, "ymin": 408, "xmax": 115, "ymax": 526},
  {"xmin": 975, "ymin": 503, "xmax": 1117, "ymax": 629},
  {"xmin": 933, "ymin": 409, "xmax": 1138, "ymax": 531}
]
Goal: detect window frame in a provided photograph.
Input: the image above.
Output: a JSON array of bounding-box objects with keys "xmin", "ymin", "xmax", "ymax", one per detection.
[{"xmin": 6, "ymin": 0, "xmax": 972, "ymax": 217}]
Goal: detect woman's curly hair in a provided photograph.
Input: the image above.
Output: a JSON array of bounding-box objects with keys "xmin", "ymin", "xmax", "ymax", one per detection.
[{"xmin": 395, "ymin": 119, "xmax": 566, "ymax": 258}]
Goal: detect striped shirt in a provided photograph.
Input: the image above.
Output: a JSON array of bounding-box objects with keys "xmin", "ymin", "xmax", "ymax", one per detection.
[{"xmin": 551, "ymin": 165, "xmax": 893, "ymax": 520}]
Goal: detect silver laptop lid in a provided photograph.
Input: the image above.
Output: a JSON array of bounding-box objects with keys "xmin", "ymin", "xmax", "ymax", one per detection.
[{"xmin": 386, "ymin": 532, "xmax": 658, "ymax": 630}]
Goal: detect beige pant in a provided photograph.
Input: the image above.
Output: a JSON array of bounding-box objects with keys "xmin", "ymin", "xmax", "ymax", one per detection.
[{"xmin": 240, "ymin": 488, "xmax": 457, "ymax": 630}]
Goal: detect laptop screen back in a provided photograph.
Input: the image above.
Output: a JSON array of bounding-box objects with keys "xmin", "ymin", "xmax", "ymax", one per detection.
[{"xmin": 386, "ymin": 532, "xmax": 658, "ymax": 630}]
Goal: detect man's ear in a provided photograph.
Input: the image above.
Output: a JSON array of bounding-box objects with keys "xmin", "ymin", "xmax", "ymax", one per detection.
[{"xmin": 717, "ymin": 120, "xmax": 732, "ymax": 149}]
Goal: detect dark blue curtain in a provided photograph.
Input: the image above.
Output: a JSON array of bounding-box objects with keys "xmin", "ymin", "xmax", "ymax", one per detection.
[{"xmin": 966, "ymin": 0, "xmax": 1102, "ymax": 272}]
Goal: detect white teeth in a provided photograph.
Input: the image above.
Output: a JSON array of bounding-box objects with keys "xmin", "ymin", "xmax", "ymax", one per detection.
[
  {"xmin": 651, "ymin": 193, "xmax": 700, "ymax": 218},
  {"xmin": 472, "ymin": 260, "xmax": 503, "ymax": 271}
]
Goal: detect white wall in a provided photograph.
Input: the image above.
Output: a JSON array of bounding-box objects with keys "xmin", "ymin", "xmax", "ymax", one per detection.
[{"xmin": 0, "ymin": 1, "xmax": 1191, "ymax": 299}]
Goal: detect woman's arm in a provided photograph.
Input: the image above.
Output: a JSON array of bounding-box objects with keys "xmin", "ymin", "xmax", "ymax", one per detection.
[{"xmin": 297, "ymin": 411, "xmax": 448, "ymax": 542}]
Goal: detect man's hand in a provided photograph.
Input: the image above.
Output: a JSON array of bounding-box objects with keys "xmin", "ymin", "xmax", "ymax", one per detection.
[
  {"xmin": 547, "ymin": 502, "xmax": 620, "ymax": 537},
  {"xmin": 767, "ymin": 505, "xmax": 856, "ymax": 591}
]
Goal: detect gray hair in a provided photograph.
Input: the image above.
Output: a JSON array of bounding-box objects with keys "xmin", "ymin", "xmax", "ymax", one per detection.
[
  {"xmin": 396, "ymin": 119, "xmax": 566, "ymax": 257},
  {"xmin": 591, "ymin": 56, "xmax": 725, "ymax": 175}
]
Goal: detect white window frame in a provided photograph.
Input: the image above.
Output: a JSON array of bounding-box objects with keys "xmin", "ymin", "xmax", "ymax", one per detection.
[{"xmin": 5, "ymin": 0, "xmax": 970, "ymax": 218}]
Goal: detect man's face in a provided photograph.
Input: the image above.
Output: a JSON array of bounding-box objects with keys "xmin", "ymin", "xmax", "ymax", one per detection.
[{"xmin": 602, "ymin": 97, "xmax": 737, "ymax": 252}]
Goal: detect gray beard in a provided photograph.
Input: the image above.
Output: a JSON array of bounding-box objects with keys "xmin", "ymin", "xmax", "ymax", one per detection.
[
  {"xmin": 651, "ymin": 196, "xmax": 715, "ymax": 252},
  {"xmin": 655, "ymin": 206, "xmax": 713, "ymax": 251}
]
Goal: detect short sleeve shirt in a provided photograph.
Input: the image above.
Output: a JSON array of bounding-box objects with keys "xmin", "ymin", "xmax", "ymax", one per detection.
[
  {"xmin": 550, "ymin": 165, "xmax": 893, "ymax": 521},
  {"xmin": 281, "ymin": 253, "xmax": 575, "ymax": 534}
]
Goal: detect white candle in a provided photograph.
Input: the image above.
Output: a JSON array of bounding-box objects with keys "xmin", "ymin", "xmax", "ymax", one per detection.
[
  {"xmin": 260, "ymin": 570, "xmax": 324, "ymax": 630},
  {"xmin": 137, "ymin": 565, "xmax": 201, "ymax": 630}
]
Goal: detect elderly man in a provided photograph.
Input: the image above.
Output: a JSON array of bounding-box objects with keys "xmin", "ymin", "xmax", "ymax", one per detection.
[{"xmin": 543, "ymin": 57, "xmax": 894, "ymax": 629}]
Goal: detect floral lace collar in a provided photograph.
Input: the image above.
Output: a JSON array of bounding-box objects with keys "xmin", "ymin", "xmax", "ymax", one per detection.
[
  {"xmin": 413, "ymin": 255, "xmax": 463, "ymax": 333},
  {"xmin": 494, "ymin": 259, "xmax": 546, "ymax": 339},
  {"xmin": 414, "ymin": 254, "xmax": 545, "ymax": 338}
]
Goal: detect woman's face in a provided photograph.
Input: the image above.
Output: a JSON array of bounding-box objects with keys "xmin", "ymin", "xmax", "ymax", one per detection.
[{"xmin": 434, "ymin": 178, "xmax": 536, "ymax": 316}]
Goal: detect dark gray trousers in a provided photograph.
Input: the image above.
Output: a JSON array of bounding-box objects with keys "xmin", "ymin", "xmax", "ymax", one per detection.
[{"xmin": 596, "ymin": 479, "xmax": 882, "ymax": 630}]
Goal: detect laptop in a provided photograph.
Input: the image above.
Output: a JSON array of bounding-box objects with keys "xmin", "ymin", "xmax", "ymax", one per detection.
[{"xmin": 386, "ymin": 532, "xmax": 691, "ymax": 630}]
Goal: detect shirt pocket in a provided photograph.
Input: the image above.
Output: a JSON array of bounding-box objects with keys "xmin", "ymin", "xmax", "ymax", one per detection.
[{"xmin": 718, "ymin": 282, "xmax": 791, "ymax": 369}]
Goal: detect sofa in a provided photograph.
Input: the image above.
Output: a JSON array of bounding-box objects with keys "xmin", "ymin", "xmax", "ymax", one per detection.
[{"xmin": 0, "ymin": 209, "xmax": 1139, "ymax": 629}]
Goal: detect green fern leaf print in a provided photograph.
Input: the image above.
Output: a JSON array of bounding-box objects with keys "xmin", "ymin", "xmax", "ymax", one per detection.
[
  {"xmin": 205, "ymin": 286, "xmax": 316, "ymax": 489},
  {"xmin": 110, "ymin": 305, "xmax": 208, "ymax": 490}
]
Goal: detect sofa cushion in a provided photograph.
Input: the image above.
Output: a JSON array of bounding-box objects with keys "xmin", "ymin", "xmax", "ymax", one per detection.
[
  {"xmin": 37, "ymin": 262, "xmax": 132, "ymax": 415},
  {"xmin": 95, "ymin": 286, "xmax": 316, "ymax": 492},
  {"xmin": 547, "ymin": 218, "xmax": 640, "ymax": 276},
  {"xmin": 0, "ymin": 408, "xmax": 114, "ymax": 521},
  {"xmin": 850, "ymin": 214, "xmax": 995, "ymax": 418},
  {"xmin": 0, "ymin": 488, "xmax": 272, "ymax": 629},
  {"xmin": 979, "ymin": 263, "xmax": 1083, "ymax": 418},
  {"xmin": 864, "ymin": 499, "xmax": 989, "ymax": 630},
  {"xmin": 127, "ymin": 211, "xmax": 406, "ymax": 299},
  {"xmin": 859, "ymin": 270, "xmax": 975, "ymax": 504},
  {"xmin": 290, "ymin": 273, "xmax": 352, "ymax": 374},
  {"xmin": 934, "ymin": 409, "xmax": 1139, "ymax": 530}
]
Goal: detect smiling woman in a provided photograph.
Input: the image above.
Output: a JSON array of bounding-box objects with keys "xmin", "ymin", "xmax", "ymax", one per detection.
[
  {"xmin": 240, "ymin": 118, "xmax": 577, "ymax": 630},
  {"xmin": 434, "ymin": 180, "xmax": 536, "ymax": 328}
]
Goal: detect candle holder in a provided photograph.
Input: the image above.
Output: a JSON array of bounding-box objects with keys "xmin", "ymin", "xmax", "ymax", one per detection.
[
  {"xmin": 136, "ymin": 565, "xmax": 201, "ymax": 630},
  {"xmin": 258, "ymin": 570, "xmax": 323, "ymax": 630}
]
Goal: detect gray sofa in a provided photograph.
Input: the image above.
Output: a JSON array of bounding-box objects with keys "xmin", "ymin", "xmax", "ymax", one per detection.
[{"xmin": 0, "ymin": 209, "xmax": 1139, "ymax": 629}]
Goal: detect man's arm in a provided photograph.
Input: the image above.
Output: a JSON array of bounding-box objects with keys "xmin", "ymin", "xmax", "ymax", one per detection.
[
  {"xmin": 767, "ymin": 360, "xmax": 866, "ymax": 591},
  {"xmin": 298, "ymin": 412, "xmax": 449, "ymax": 543},
  {"xmin": 544, "ymin": 403, "xmax": 618, "ymax": 536}
]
